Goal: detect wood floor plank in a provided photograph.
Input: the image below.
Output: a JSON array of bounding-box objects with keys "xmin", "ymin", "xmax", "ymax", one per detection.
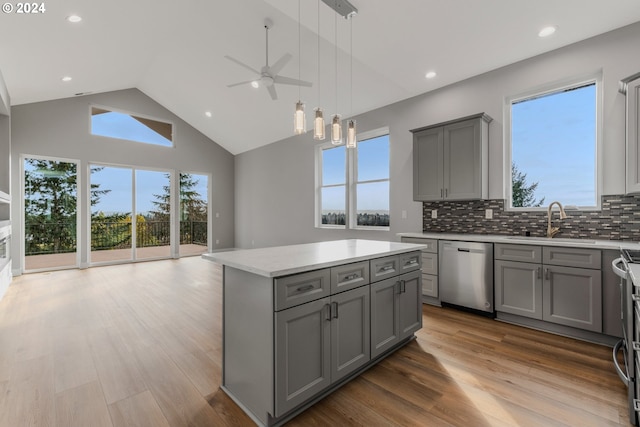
[
  {"xmin": 108, "ymin": 390, "xmax": 171, "ymax": 427},
  {"xmin": 55, "ymin": 380, "xmax": 113, "ymax": 427},
  {"xmin": 53, "ymin": 333, "xmax": 99, "ymax": 393}
]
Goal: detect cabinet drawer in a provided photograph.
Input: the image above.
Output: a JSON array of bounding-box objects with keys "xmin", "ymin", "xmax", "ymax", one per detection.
[
  {"xmin": 330, "ymin": 261, "xmax": 370, "ymax": 294},
  {"xmin": 275, "ymin": 269, "xmax": 331, "ymax": 311},
  {"xmin": 421, "ymin": 253, "xmax": 438, "ymax": 275},
  {"xmin": 543, "ymin": 247, "xmax": 601, "ymax": 269},
  {"xmin": 370, "ymin": 255, "xmax": 399, "ymax": 282},
  {"xmin": 400, "ymin": 237, "xmax": 437, "ymax": 253},
  {"xmin": 494, "ymin": 243, "xmax": 541, "ymax": 263},
  {"xmin": 399, "ymin": 251, "xmax": 421, "ymax": 274}
]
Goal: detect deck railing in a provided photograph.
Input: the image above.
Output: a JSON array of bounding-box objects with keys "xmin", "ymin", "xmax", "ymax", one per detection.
[{"xmin": 25, "ymin": 221, "xmax": 207, "ymax": 255}]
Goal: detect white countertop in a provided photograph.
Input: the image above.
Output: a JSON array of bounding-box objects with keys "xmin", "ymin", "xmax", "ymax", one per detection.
[
  {"xmin": 202, "ymin": 239, "xmax": 427, "ymax": 278},
  {"xmin": 398, "ymin": 232, "xmax": 640, "ymax": 251}
]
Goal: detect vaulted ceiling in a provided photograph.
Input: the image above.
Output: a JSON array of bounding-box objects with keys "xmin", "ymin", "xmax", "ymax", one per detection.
[{"xmin": 1, "ymin": 0, "xmax": 639, "ymax": 154}]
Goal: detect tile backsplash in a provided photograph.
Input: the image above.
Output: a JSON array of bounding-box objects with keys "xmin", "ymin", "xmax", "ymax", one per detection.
[{"xmin": 422, "ymin": 194, "xmax": 640, "ymax": 241}]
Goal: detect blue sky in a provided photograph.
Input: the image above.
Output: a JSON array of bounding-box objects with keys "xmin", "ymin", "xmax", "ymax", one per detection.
[{"xmin": 512, "ymin": 83, "xmax": 596, "ymax": 207}]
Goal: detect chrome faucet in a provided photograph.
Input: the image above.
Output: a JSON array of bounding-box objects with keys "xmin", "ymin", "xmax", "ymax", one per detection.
[{"xmin": 546, "ymin": 201, "xmax": 567, "ymax": 238}]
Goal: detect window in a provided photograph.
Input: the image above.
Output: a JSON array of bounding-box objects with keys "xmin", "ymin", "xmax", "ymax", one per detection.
[
  {"xmin": 507, "ymin": 77, "xmax": 600, "ymax": 210},
  {"xmin": 90, "ymin": 106, "xmax": 174, "ymax": 147},
  {"xmin": 316, "ymin": 127, "xmax": 390, "ymax": 229}
]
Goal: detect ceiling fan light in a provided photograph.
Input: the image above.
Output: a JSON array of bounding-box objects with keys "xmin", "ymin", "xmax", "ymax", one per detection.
[
  {"xmin": 314, "ymin": 108, "xmax": 326, "ymax": 140},
  {"xmin": 294, "ymin": 101, "xmax": 306, "ymax": 135},
  {"xmin": 331, "ymin": 114, "xmax": 342, "ymax": 145},
  {"xmin": 346, "ymin": 119, "xmax": 356, "ymax": 148},
  {"xmin": 251, "ymin": 80, "xmax": 260, "ymax": 89}
]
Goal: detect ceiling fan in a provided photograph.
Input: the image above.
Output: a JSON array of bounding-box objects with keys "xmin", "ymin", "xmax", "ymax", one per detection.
[{"xmin": 225, "ymin": 18, "xmax": 312, "ymax": 101}]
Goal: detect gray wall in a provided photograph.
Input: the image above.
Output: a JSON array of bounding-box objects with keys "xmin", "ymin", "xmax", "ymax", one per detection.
[
  {"xmin": 234, "ymin": 22, "xmax": 640, "ymax": 249},
  {"xmin": 10, "ymin": 88, "xmax": 235, "ymax": 273}
]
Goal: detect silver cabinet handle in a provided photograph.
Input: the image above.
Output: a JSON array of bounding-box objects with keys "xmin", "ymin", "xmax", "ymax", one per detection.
[
  {"xmin": 324, "ymin": 304, "xmax": 331, "ymax": 321},
  {"xmin": 440, "ymin": 189, "xmax": 443, "ymax": 198},
  {"xmin": 544, "ymin": 268, "xmax": 550, "ymax": 280},
  {"xmin": 332, "ymin": 301, "xmax": 339, "ymax": 319},
  {"xmin": 297, "ymin": 284, "xmax": 315, "ymax": 293},
  {"xmin": 536, "ymin": 266, "xmax": 541, "ymax": 279},
  {"xmin": 404, "ymin": 259, "xmax": 418, "ymax": 266},
  {"xmin": 400, "ymin": 280, "xmax": 406, "ymax": 293},
  {"xmin": 380, "ymin": 265, "xmax": 394, "ymax": 272},
  {"xmin": 343, "ymin": 273, "xmax": 358, "ymax": 281},
  {"xmin": 445, "ymin": 188, "xmax": 448, "ymax": 198}
]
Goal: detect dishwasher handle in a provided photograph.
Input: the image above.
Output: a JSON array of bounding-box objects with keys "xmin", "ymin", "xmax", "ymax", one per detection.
[{"xmin": 612, "ymin": 257, "xmax": 628, "ymax": 280}]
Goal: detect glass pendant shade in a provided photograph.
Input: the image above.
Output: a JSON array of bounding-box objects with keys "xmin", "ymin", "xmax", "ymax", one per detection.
[
  {"xmin": 331, "ymin": 114, "xmax": 342, "ymax": 145},
  {"xmin": 346, "ymin": 119, "xmax": 357, "ymax": 148},
  {"xmin": 294, "ymin": 101, "xmax": 306, "ymax": 134},
  {"xmin": 314, "ymin": 108, "xmax": 325, "ymax": 140}
]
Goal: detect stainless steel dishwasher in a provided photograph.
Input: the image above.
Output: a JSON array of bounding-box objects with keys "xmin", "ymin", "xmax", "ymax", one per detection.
[{"xmin": 439, "ymin": 240, "xmax": 494, "ymax": 313}]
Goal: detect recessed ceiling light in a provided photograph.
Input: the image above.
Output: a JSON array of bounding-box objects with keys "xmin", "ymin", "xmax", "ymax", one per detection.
[
  {"xmin": 251, "ymin": 80, "xmax": 260, "ymax": 89},
  {"xmin": 67, "ymin": 15, "xmax": 82, "ymax": 23},
  {"xmin": 61, "ymin": 76, "xmax": 72, "ymax": 82},
  {"xmin": 205, "ymin": 111, "xmax": 212, "ymax": 118},
  {"xmin": 538, "ymin": 26, "xmax": 557, "ymax": 38},
  {"xmin": 425, "ymin": 71, "xmax": 437, "ymax": 79}
]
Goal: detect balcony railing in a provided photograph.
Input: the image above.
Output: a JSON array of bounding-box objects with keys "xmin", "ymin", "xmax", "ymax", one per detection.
[{"xmin": 25, "ymin": 221, "xmax": 207, "ymax": 255}]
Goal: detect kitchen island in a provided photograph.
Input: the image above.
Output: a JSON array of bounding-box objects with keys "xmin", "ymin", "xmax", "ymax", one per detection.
[{"xmin": 203, "ymin": 239, "xmax": 426, "ymax": 426}]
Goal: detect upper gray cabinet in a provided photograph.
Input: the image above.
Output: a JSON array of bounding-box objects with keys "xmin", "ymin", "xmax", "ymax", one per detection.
[
  {"xmin": 411, "ymin": 113, "xmax": 492, "ymax": 201},
  {"xmin": 623, "ymin": 75, "xmax": 640, "ymax": 194}
]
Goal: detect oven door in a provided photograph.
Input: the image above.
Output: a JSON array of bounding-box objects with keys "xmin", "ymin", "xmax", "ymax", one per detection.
[{"xmin": 613, "ymin": 257, "xmax": 633, "ymax": 384}]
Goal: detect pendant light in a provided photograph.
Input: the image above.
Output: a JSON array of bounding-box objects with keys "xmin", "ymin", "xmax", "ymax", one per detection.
[
  {"xmin": 313, "ymin": 0, "xmax": 325, "ymax": 140},
  {"xmin": 330, "ymin": 5, "xmax": 342, "ymax": 145},
  {"xmin": 346, "ymin": 18, "xmax": 357, "ymax": 148},
  {"xmin": 293, "ymin": 0, "xmax": 306, "ymax": 135}
]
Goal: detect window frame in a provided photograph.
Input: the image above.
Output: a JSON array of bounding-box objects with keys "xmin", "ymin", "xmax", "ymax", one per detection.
[
  {"xmin": 89, "ymin": 104, "xmax": 176, "ymax": 148},
  {"xmin": 315, "ymin": 126, "xmax": 390, "ymax": 230},
  {"xmin": 503, "ymin": 72, "xmax": 603, "ymax": 211}
]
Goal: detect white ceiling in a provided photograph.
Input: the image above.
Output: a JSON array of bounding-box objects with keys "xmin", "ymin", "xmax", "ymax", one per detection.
[{"xmin": 1, "ymin": 0, "xmax": 639, "ymax": 155}]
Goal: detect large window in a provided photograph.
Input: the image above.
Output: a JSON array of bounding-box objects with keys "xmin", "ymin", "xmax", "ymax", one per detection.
[
  {"xmin": 316, "ymin": 127, "xmax": 390, "ymax": 229},
  {"xmin": 507, "ymin": 77, "xmax": 600, "ymax": 209}
]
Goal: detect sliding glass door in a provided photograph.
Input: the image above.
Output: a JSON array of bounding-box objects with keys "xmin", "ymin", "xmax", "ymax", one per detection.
[
  {"xmin": 24, "ymin": 158, "xmax": 79, "ymax": 271},
  {"xmin": 90, "ymin": 164, "xmax": 171, "ymax": 264},
  {"xmin": 179, "ymin": 173, "xmax": 208, "ymax": 256}
]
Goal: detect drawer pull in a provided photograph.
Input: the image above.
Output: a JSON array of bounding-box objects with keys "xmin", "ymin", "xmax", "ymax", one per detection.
[
  {"xmin": 380, "ymin": 265, "xmax": 394, "ymax": 272},
  {"xmin": 634, "ymin": 399, "xmax": 640, "ymax": 412},
  {"xmin": 404, "ymin": 259, "xmax": 418, "ymax": 266},
  {"xmin": 633, "ymin": 294, "xmax": 640, "ymax": 302},
  {"xmin": 633, "ymin": 341, "xmax": 640, "ymax": 352},
  {"xmin": 343, "ymin": 273, "xmax": 359, "ymax": 281},
  {"xmin": 296, "ymin": 284, "xmax": 315, "ymax": 293},
  {"xmin": 332, "ymin": 301, "xmax": 339, "ymax": 319}
]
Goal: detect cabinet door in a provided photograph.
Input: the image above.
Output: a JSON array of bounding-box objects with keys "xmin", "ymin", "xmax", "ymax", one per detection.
[
  {"xmin": 443, "ymin": 118, "xmax": 482, "ymax": 200},
  {"xmin": 495, "ymin": 260, "xmax": 542, "ymax": 320},
  {"xmin": 542, "ymin": 265, "xmax": 602, "ymax": 332},
  {"xmin": 275, "ymin": 297, "xmax": 331, "ymax": 416},
  {"xmin": 413, "ymin": 127, "xmax": 443, "ymax": 201},
  {"xmin": 626, "ymin": 77, "xmax": 640, "ymax": 194},
  {"xmin": 330, "ymin": 286, "xmax": 370, "ymax": 382},
  {"xmin": 398, "ymin": 270, "xmax": 422, "ymax": 339},
  {"xmin": 422, "ymin": 273, "xmax": 438, "ymax": 298},
  {"xmin": 370, "ymin": 277, "xmax": 400, "ymax": 358}
]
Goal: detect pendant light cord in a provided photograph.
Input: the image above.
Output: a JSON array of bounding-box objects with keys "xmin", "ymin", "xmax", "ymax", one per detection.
[
  {"xmin": 298, "ymin": 0, "xmax": 301, "ymax": 101},
  {"xmin": 350, "ymin": 18, "xmax": 353, "ymax": 116},
  {"xmin": 317, "ymin": 0, "xmax": 320, "ymax": 106},
  {"xmin": 334, "ymin": 4, "xmax": 338, "ymax": 114}
]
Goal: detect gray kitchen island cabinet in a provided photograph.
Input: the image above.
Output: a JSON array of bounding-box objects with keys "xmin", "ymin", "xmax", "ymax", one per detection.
[
  {"xmin": 202, "ymin": 239, "xmax": 425, "ymax": 427},
  {"xmin": 411, "ymin": 113, "xmax": 492, "ymax": 201}
]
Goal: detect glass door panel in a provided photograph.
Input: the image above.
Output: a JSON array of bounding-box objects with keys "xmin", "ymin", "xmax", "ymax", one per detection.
[
  {"xmin": 24, "ymin": 158, "xmax": 78, "ymax": 270},
  {"xmin": 90, "ymin": 165, "xmax": 133, "ymax": 263},
  {"xmin": 179, "ymin": 173, "xmax": 208, "ymax": 256},
  {"xmin": 135, "ymin": 170, "xmax": 170, "ymax": 260}
]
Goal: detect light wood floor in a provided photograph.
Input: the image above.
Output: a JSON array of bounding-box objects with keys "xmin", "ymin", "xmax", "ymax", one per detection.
[{"xmin": 0, "ymin": 257, "xmax": 629, "ymax": 426}]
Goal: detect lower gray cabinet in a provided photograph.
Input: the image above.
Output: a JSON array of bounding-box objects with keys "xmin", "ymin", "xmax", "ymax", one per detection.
[
  {"xmin": 371, "ymin": 270, "xmax": 422, "ymax": 358},
  {"xmin": 494, "ymin": 260, "xmax": 542, "ymax": 320},
  {"xmin": 275, "ymin": 285, "xmax": 371, "ymax": 417},
  {"xmin": 542, "ymin": 265, "xmax": 602, "ymax": 332}
]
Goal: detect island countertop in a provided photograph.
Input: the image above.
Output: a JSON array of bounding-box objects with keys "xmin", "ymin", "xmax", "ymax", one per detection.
[{"xmin": 202, "ymin": 239, "xmax": 427, "ymax": 278}]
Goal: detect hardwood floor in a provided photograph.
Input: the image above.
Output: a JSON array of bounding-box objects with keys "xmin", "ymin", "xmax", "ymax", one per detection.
[{"xmin": 0, "ymin": 257, "xmax": 629, "ymax": 426}]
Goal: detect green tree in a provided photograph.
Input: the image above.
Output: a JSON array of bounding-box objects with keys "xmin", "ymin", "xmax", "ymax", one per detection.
[
  {"xmin": 512, "ymin": 162, "xmax": 545, "ymax": 207},
  {"xmin": 150, "ymin": 173, "xmax": 207, "ymax": 221}
]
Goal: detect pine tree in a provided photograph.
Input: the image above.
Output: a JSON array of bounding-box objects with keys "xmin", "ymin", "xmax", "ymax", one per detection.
[{"xmin": 512, "ymin": 162, "xmax": 545, "ymax": 207}]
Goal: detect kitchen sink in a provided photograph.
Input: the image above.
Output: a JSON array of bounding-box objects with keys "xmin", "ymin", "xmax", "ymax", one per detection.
[{"xmin": 505, "ymin": 236, "xmax": 596, "ymax": 244}]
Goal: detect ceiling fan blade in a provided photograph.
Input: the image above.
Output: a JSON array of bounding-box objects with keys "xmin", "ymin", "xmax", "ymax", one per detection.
[
  {"xmin": 267, "ymin": 85, "xmax": 278, "ymax": 100},
  {"xmin": 269, "ymin": 53, "xmax": 292, "ymax": 76},
  {"xmin": 227, "ymin": 80, "xmax": 255, "ymax": 88},
  {"xmin": 224, "ymin": 55, "xmax": 260, "ymax": 75},
  {"xmin": 274, "ymin": 75, "xmax": 313, "ymax": 87}
]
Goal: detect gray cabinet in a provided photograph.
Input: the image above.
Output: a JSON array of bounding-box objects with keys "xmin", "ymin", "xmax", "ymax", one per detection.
[
  {"xmin": 371, "ymin": 270, "xmax": 422, "ymax": 358},
  {"xmin": 400, "ymin": 237, "xmax": 439, "ymax": 301},
  {"xmin": 495, "ymin": 244, "xmax": 602, "ymax": 333},
  {"xmin": 622, "ymin": 74, "xmax": 640, "ymax": 194},
  {"xmin": 275, "ymin": 285, "xmax": 370, "ymax": 417},
  {"xmin": 494, "ymin": 244, "xmax": 543, "ymax": 319},
  {"xmin": 411, "ymin": 113, "xmax": 491, "ymax": 201}
]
